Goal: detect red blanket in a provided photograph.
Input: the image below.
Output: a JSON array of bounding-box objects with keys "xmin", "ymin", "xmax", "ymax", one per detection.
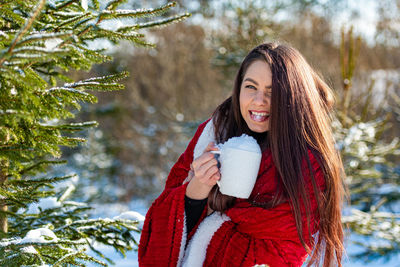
[{"xmin": 138, "ymin": 120, "xmax": 325, "ymax": 267}]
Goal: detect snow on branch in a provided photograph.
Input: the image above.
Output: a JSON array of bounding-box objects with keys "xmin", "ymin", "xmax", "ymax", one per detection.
[
  {"xmin": 100, "ymin": 2, "xmax": 177, "ymax": 20},
  {"xmin": 13, "ymin": 46, "xmax": 67, "ymax": 54},
  {"xmin": 0, "ymin": 109, "xmax": 26, "ymax": 115},
  {"xmin": 0, "ymin": 228, "xmax": 60, "ymax": 247},
  {"xmin": 63, "ymin": 81, "xmax": 124, "ymax": 91},
  {"xmin": 18, "ymin": 32, "xmax": 73, "ymax": 46},
  {"xmin": 0, "ymin": 0, "xmax": 46, "ymax": 66},
  {"xmin": 38, "ymin": 121, "xmax": 98, "ymax": 131},
  {"xmin": 133, "ymin": 13, "xmax": 192, "ymax": 30},
  {"xmin": 72, "ymin": 71, "xmax": 129, "ymax": 84},
  {"xmin": 47, "ymin": 86, "xmax": 86, "ymax": 93}
]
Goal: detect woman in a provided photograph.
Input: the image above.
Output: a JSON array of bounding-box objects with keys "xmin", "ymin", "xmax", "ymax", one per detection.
[{"xmin": 138, "ymin": 43, "xmax": 346, "ymax": 267}]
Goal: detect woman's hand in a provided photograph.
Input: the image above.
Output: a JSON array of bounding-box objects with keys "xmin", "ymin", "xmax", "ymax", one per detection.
[{"xmin": 185, "ymin": 142, "xmax": 220, "ymax": 200}]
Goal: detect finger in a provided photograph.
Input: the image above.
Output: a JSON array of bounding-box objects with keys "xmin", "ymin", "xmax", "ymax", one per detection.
[
  {"xmin": 195, "ymin": 157, "xmax": 219, "ymax": 177},
  {"xmin": 203, "ymin": 142, "xmax": 214, "ymax": 153},
  {"xmin": 192, "ymin": 142, "xmax": 219, "ymax": 168},
  {"xmin": 204, "ymin": 142, "xmax": 219, "ymax": 153},
  {"xmin": 192, "ymin": 151, "xmax": 215, "ymax": 169},
  {"xmin": 211, "ymin": 173, "xmax": 221, "ymax": 182},
  {"xmin": 209, "ymin": 168, "xmax": 221, "ymax": 181},
  {"xmin": 203, "ymin": 167, "xmax": 220, "ymax": 186},
  {"xmin": 202, "ymin": 165, "xmax": 220, "ymax": 182}
]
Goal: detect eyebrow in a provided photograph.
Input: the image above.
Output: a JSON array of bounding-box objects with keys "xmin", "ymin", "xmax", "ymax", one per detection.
[{"xmin": 244, "ymin": 77, "xmax": 272, "ymax": 89}]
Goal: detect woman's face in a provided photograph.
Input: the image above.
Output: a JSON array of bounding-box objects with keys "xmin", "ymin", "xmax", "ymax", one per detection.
[{"xmin": 239, "ymin": 60, "xmax": 272, "ymax": 133}]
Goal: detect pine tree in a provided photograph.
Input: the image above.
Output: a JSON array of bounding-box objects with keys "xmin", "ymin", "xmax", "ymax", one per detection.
[
  {"xmin": 0, "ymin": 0, "xmax": 189, "ymax": 265},
  {"xmin": 337, "ymin": 28, "xmax": 400, "ymax": 261}
]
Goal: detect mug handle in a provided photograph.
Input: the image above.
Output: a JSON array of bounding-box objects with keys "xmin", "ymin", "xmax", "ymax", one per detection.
[{"xmin": 210, "ymin": 151, "xmax": 221, "ymax": 187}]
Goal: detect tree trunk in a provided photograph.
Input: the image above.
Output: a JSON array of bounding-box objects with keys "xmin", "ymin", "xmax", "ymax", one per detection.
[
  {"xmin": 0, "ymin": 163, "xmax": 8, "ymax": 233},
  {"xmin": 0, "ymin": 133, "xmax": 9, "ymax": 233}
]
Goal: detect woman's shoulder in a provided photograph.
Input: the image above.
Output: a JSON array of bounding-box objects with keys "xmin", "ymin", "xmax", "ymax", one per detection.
[
  {"xmin": 191, "ymin": 117, "xmax": 216, "ymax": 160},
  {"xmin": 186, "ymin": 118, "xmax": 213, "ymax": 148},
  {"xmin": 192, "ymin": 117, "xmax": 212, "ymax": 136}
]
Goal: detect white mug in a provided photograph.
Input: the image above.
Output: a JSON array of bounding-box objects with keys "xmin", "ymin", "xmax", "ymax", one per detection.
[{"xmin": 211, "ymin": 139, "xmax": 261, "ymax": 198}]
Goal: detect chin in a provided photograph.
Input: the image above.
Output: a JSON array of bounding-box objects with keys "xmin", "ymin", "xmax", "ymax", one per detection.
[
  {"xmin": 244, "ymin": 116, "xmax": 270, "ymax": 133},
  {"xmin": 248, "ymin": 124, "xmax": 269, "ymax": 133},
  {"xmin": 252, "ymin": 128, "xmax": 269, "ymax": 133}
]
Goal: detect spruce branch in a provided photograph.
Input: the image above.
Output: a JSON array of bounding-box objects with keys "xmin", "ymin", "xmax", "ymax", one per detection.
[
  {"xmin": 0, "ymin": 8, "xmax": 26, "ymax": 26},
  {"xmin": 72, "ymin": 82, "xmax": 124, "ymax": 91},
  {"xmin": 17, "ymin": 32, "xmax": 73, "ymax": 46},
  {"xmin": 54, "ymin": 0, "xmax": 80, "ymax": 11},
  {"xmin": 1, "ymin": 239, "xmax": 87, "ymax": 249},
  {"xmin": 105, "ymin": 0, "xmax": 128, "ymax": 11},
  {"xmin": 51, "ymin": 11, "xmax": 87, "ymax": 18},
  {"xmin": 7, "ymin": 174, "xmax": 77, "ymax": 186},
  {"xmin": 85, "ymin": 240, "xmax": 114, "ymax": 265},
  {"xmin": 78, "ymin": 71, "xmax": 129, "ymax": 84},
  {"xmin": 133, "ymin": 13, "xmax": 192, "ymax": 30},
  {"xmin": 100, "ymin": 2, "xmax": 177, "ymax": 20},
  {"xmin": 0, "ymin": 30, "xmax": 8, "ymax": 39},
  {"xmin": 55, "ymin": 13, "xmax": 92, "ymax": 30},
  {"xmin": 0, "ymin": 0, "xmax": 46, "ymax": 66},
  {"xmin": 0, "ymin": 1, "xmax": 14, "ymax": 8},
  {"xmin": 91, "ymin": 0, "xmax": 100, "ymax": 10},
  {"xmin": 18, "ymin": 160, "xmax": 68, "ymax": 176},
  {"xmin": 12, "ymin": 46, "xmax": 68, "ymax": 55},
  {"xmin": 38, "ymin": 121, "xmax": 98, "ymax": 131},
  {"xmin": 46, "ymin": 87, "xmax": 97, "ymax": 103},
  {"xmin": 84, "ymin": 25, "xmax": 147, "ymax": 43},
  {"xmin": 0, "ymin": 110, "xmax": 28, "ymax": 116},
  {"xmin": 74, "ymin": 43, "xmax": 112, "ymax": 63},
  {"xmin": 52, "ymin": 249, "xmax": 107, "ymax": 267}
]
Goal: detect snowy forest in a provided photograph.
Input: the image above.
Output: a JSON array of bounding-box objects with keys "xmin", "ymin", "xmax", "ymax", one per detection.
[{"xmin": 0, "ymin": 0, "xmax": 399, "ymax": 266}]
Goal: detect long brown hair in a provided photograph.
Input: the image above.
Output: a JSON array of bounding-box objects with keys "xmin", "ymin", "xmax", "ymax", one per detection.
[{"xmin": 208, "ymin": 43, "xmax": 346, "ymax": 267}]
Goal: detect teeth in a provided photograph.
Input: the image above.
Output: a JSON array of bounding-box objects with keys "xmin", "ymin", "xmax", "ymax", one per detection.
[{"xmin": 251, "ymin": 111, "xmax": 268, "ymax": 116}]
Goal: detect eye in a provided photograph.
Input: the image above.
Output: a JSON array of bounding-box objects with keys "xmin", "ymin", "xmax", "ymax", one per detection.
[{"xmin": 245, "ymin": 84, "xmax": 257, "ymax": 90}]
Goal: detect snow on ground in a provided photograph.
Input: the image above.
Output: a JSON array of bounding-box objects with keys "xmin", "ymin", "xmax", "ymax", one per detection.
[{"xmin": 86, "ymin": 199, "xmax": 400, "ymax": 267}]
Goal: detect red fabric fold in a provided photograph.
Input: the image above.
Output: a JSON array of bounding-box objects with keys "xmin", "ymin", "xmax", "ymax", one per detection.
[
  {"xmin": 204, "ymin": 150, "xmax": 325, "ymax": 267},
  {"xmin": 228, "ymin": 150, "xmax": 325, "ymax": 241}
]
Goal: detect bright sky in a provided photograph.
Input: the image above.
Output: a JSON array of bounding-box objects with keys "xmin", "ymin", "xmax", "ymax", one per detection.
[
  {"xmin": 331, "ymin": 0, "xmax": 379, "ymax": 44},
  {"xmin": 89, "ymin": 0, "xmax": 383, "ymax": 51}
]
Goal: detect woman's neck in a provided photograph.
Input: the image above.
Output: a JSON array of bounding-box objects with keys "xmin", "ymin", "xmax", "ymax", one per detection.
[{"xmin": 248, "ymin": 130, "xmax": 270, "ymax": 152}]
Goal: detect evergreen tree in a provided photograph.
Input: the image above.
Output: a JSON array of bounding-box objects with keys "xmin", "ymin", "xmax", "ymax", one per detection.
[{"xmin": 0, "ymin": 0, "xmax": 189, "ymax": 265}]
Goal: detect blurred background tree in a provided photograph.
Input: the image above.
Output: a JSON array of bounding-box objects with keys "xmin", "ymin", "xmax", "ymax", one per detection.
[{"xmin": 335, "ymin": 27, "xmax": 400, "ymax": 261}]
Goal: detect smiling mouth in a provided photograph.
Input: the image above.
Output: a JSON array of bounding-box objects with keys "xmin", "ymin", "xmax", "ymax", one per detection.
[{"xmin": 249, "ymin": 110, "xmax": 270, "ymax": 122}]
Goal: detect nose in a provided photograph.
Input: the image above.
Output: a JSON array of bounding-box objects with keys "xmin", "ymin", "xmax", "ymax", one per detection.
[{"xmin": 254, "ymin": 90, "xmax": 269, "ymax": 105}]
